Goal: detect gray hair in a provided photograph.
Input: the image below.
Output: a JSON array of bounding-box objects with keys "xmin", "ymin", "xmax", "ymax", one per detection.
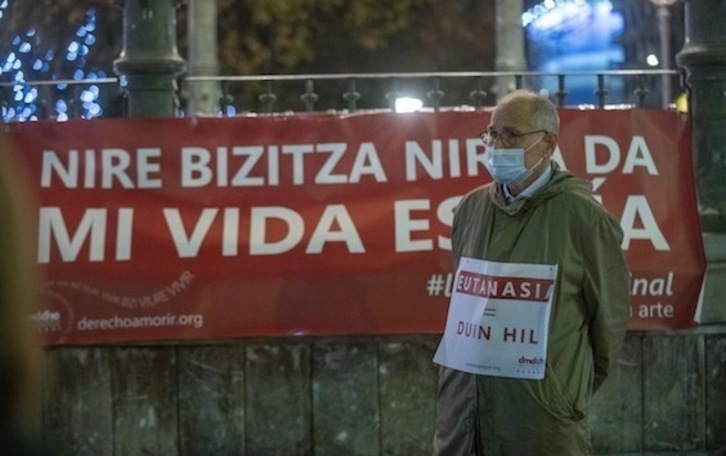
[{"xmin": 498, "ymin": 89, "xmax": 560, "ymax": 134}]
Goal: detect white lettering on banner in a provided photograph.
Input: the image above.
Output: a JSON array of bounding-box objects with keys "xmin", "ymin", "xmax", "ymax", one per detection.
[
  {"xmin": 395, "ymin": 200, "xmax": 431, "ymax": 252},
  {"xmin": 349, "ymin": 142, "xmax": 386, "ymax": 183},
  {"xmin": 393, "ymin": 196, "xmax": 460, "ymax": 252},
  {"xmin": 164, "ymin": 208, "xmax": 218, "ymax": 257},
  {"xmin": 37, "ymin": 207, "xmax": 133, "ymax": 263},
  {"xmin": 620, "ymin": 195, "xmax": 670, "ymax": 251},
  {"xmin": 77, "ymin": 313, "xmax": 204, "ymax": 331},
  {"xmin": 249, "ymin": 207, "xmax": 304, "ymax": 255},
  {"xmin": 405, "ymin": 139, "xmax": 486, "ymax": 181},
  {"xmin": 631, "ymin": 271, "xmax": 674, "ymax": 296},
  {"xmin": 40, "ymin": 148, "xmax": 162, "ymax": 189},
  {"xmin": 629, "ymin": 271, "xmax": 676, "ymax": 319},
  {"xmin": 584, "ymin": 135, "xmax": 658, "ymax": 175},
  {"xmin": 163, "ymin": 205, "xmax": 364, "ymax": 257},
  {"xmin": 180, "ymin": 142, "xmax": 386, "ymax": 187},
  {"xmin": 250, "ymin": 205, "xmax": 364, "ymax": 255},
  {"xmin": 316, "ymin": 143, "xmax": 348, "ymax": 184},
  {"xmin": 637, "ymin": 302, "xmax": 674, "ymax": 318},
  {"xmin": 49, "ymin": 271, "xmax": 195, "ymax": 309},
  {"xmin": 305, "ymin": 205, "xmax": 364, "ymax": 254}
]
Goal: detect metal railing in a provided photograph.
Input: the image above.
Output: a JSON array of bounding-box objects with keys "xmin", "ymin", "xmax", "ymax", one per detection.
[{"xmin": 0, "ymin": 69, "xmax": 684, "ymax": 122}]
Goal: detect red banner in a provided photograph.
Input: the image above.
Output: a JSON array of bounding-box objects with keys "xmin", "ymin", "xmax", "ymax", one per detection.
[{"xmin": 4, "ymin": 110, "xmax": 705, "ymax": 345}]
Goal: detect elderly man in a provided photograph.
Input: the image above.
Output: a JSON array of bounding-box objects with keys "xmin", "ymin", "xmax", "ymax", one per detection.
[{"xmin": 433, "ymin": 90, "xmax": 630, "ymax": 455}]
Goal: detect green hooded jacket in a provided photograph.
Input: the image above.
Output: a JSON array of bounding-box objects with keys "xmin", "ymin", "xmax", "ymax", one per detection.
[{"xmin": 434, "ymin": 163, "xmax": 630, "ymax": 456}]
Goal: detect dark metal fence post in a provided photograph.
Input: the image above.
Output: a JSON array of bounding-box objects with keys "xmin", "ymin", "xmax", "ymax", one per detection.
[
  {"xmin": 556, "ymin": 74, "xmax": 568, "ymax": 107},
  {"xmin": 300, "ymin": 79, "xmax": 318, "ymax": 112},
  {"xmin": 343, "ymin": 79, "xmax": 361, "ymax": 112},
  {"xmin": 634, "ymin": 73, "xmax": 649, "ymax": 108},
  {"xmin": 595, "ymin": 74, "xmax": 608, "ymax": 108},
  {"xmin": 220, "ymin": 81, "xmax": 234, "ymax": 116},
  {"xmin": 258, "ymin": 81, "xmax": 277, "ymax": 113},
  {"xmin": 469, "ymin": 77, "xmax": 487, "ymax": 108},
  {"xmin": 427, "ymin": 78, "xmax": 444, "ymax": 112},
  {"xmin": 385, "ymin": 79, "xmax": 401, "ymax": 111}
]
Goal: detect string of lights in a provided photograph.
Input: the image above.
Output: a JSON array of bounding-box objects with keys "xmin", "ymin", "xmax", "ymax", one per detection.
[{"xmin": 0, "ymin": 2, "xmax": 108, "ymax": 122}]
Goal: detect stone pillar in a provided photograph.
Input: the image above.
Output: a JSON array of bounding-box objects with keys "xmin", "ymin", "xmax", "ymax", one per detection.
[
  {"xmin": 186, "ymin": 0, "xmax": 221, "ymax": 115},
  {"xmin": 113, "ymin": 0, "xmax": 187, "ymax": 118},
  {"xmin": 676, "ymin": 0, "xmax": 726, "ymax": 322}
]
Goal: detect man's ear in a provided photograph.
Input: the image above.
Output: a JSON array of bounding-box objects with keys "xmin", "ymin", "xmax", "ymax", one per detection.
[{"xmin": 544, "ymin": 133, "xmax": 558, "ymax": 157}]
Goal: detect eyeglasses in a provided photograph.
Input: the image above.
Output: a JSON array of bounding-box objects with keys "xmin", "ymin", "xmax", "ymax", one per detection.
[{"xmin": 480, "ymin": 128, "xmax": 548, "ymax": 148}]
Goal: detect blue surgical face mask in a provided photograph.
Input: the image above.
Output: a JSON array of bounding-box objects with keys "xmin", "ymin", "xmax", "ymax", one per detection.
[{"xmin": 484, "ymin": 136, "xmax": 545, "ymax": 185}]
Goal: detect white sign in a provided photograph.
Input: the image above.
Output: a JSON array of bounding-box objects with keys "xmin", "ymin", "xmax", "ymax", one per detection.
[{"xmin": 433, "ymin": 257, "xmax": 558, "ymax": 380}]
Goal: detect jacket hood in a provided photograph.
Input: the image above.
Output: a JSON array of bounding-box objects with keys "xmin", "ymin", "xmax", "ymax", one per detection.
[{"xmin": 488, "ymin": 161, "xmax": 593, "ymax": 216}]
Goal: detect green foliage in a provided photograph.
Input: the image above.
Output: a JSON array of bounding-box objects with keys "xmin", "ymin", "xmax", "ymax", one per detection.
[{"xmin": 211, "ymin": 0, "xmax": 437, "ymax": 75}]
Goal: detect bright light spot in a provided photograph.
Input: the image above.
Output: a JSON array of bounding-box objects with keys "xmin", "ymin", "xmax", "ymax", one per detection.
[
  {"xmin": 395, "ymin": 97, "xmax": 423, "ymax": 113},
  {"xmin": 33, "ymin": 59, "xmax": 42, "ymax": 70},
  {"xmin": 24, "ymin": 88, "xmax": 37, "ymax": 103},
  {"xmin": 19, "ymin": 42, "xmax": 31, "ymax": 53},
  {"xmin": 80, "ymin": 90, "xmax": 96, "ymax": 103},
  {"xmin": 26, "ymin": 28, "xmax": 36, "ymax": 37},
  {"xmin": 81, "ymin": 86, "xmax": 100, "ymax": 101},
  {"xmin": 68, "ymin": 42, "xmax": 80, "ymax": 53},
  {"xmin": 675, "ymin": 93, "xmax": 688, "ymax": 113},
  {"xmin": 522, "ymin": 0, "xmax": 614, "ymax": 28},
  {"xmin": 646, "ymin": 54, "xmax": 659, "ymax": 67},
  {"xmin": 73, "ymin": 69, "xmax": 85, "ymax": 80}
]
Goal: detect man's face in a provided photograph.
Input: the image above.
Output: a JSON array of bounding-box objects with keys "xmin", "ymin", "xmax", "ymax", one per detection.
[{"xmin": 487, "ymin": 100, "xmax": 549, "ymax": 170}]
